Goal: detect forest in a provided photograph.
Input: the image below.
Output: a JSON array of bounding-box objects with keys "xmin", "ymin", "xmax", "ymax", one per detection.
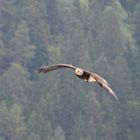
[{"xmin": 0, "ymin": 0, "xmax": 140, "ymax": 140}]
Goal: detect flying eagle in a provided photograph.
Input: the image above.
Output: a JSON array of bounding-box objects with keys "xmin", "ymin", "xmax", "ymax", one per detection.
[{"xmin": 38, "ymin": 64, "xmax": 119, "ymax": 100}]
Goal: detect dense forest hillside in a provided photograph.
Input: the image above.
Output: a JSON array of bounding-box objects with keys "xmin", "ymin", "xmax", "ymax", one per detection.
[{"xmin": 0, "ymin": 0, "xmax": 139, "ymax": 140}]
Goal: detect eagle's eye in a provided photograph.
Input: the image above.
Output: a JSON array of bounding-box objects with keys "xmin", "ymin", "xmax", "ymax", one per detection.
[{"xmin": 75, "ymin": 68, "xmax": 83, "ymax": 76}]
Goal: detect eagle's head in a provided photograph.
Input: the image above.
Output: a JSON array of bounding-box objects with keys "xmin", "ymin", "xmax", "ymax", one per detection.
[{"xmin": 75, "ymin": 68, "xmax": 83, "ymax": 76}]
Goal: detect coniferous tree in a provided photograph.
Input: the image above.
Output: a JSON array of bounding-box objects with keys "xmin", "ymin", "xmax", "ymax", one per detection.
[{"xmin": 10, "ymin": 20, "xmax": 36, "ymax": 67}]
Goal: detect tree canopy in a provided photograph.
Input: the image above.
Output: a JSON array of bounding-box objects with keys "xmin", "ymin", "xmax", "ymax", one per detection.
[{"xmin": 0, "ymin": 0, "xmax": 139, "ymax": 140}]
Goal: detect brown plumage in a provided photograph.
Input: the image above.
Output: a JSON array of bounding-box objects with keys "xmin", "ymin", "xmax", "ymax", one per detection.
[{"xmin": 38, "ymin": 64, "xmax": 119, "ymax": 100}]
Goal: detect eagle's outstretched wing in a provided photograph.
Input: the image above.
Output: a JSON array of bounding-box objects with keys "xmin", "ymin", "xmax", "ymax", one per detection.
[
  {"xmin": 38, "ymin": 63, "xmax": 119, "ymax": 100},
  {"xmin": 38, "ymin": 64, "xmax": 76, "ymax": 73},
  {"xmin": 91, "ymin": 73, "xmax": 119, "ymax": 100}
]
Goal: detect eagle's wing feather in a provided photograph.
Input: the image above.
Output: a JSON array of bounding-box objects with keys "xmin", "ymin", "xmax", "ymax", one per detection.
[
  {"xmin": 38, "ymin": 64, "xmax": 76, "ymax": 73},
  {"xmin": 101, "ymin": 83, "xmax": 119, "ymax": 100},
  {"xmin": 91, "ymin": 73, "xmax": 119, "ymax": 100}
]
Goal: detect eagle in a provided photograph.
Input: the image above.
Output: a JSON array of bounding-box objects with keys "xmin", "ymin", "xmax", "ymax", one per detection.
[{"xmin": 38, "ymin": 64, "xmax": 119, "ymax": 100}]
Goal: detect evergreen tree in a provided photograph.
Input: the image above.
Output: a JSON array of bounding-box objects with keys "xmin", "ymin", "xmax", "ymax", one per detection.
[
  {"xmin": 0, "ymin": 102, "xmax": 26, "ymax": 140},
  {"xmin": 10, "ymin": 20, "xmax": 36, "ymax": 67},
  {"xmin": 0, "ymin": 63, "xmax": 32, "ymax": 105}
]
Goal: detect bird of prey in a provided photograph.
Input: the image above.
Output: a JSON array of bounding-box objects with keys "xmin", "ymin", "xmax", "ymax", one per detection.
[{"xmin": 38, "ymin": 64, "xmax": 119, "ymax": 100}]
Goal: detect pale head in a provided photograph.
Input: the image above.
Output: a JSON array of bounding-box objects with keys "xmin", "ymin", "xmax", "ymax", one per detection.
[{"xmin": 75, "ymin": 68, "xmax": 83, "ymax": 76}]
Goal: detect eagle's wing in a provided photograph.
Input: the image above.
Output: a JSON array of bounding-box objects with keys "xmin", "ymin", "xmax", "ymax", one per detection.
[
  {"xmin": 38, "ymin": 64, "xmax": 76, "ymax": 73},
  {"xmin": 91, "ymin": 73, "xmax": 119, "ymax": 100}
]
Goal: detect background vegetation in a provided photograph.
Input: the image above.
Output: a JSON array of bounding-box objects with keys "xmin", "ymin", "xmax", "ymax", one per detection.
[{"xmin": 0, "ymin": 0, "xmax": 139, "ymax": 140}]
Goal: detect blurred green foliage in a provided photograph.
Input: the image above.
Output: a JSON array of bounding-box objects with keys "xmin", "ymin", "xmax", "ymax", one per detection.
[{"xmin": 0, "ymin": 0, "xmax": 139, "ymax": 140}]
